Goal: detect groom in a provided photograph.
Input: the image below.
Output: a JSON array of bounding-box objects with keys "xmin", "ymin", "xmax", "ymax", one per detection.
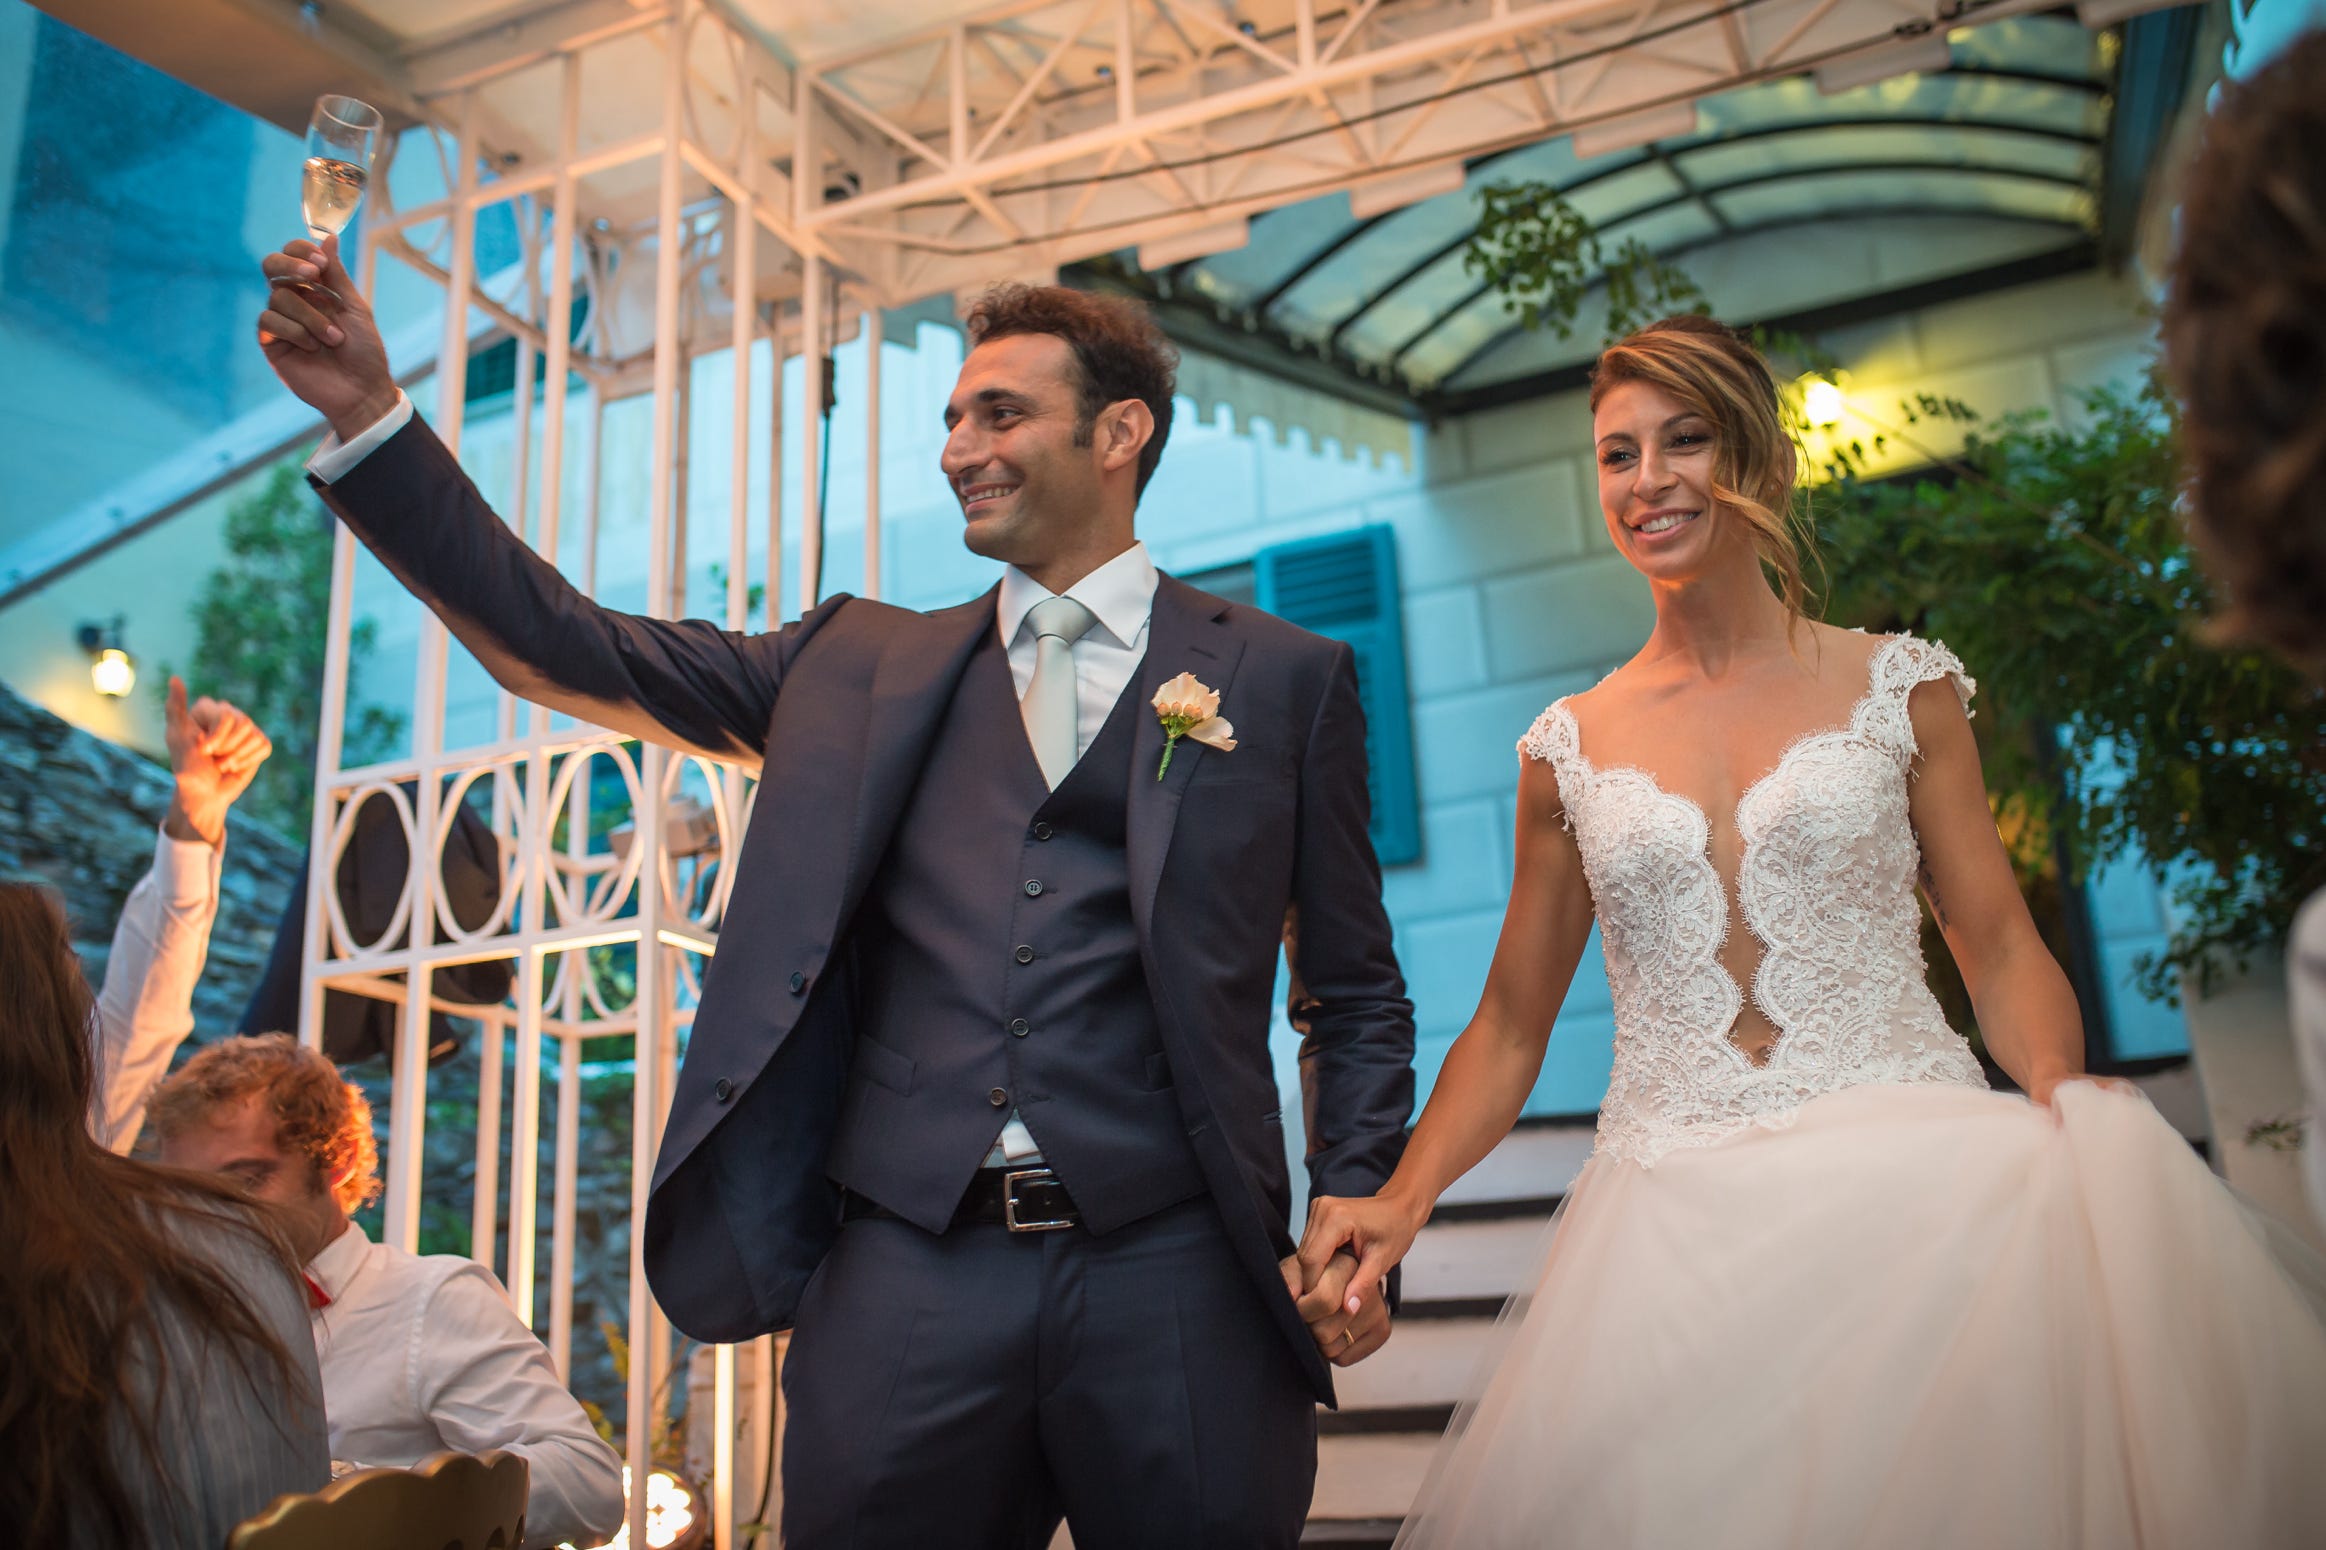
[{"xmin": 255, "ymin": 243, "xmax": 1414, "ymax": 1546}]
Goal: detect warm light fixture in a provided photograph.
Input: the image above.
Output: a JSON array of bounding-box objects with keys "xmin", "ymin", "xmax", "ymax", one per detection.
[
  {"xmin": 1802, "ymin": 377, "xmax": 1846, "ymax": 429},
  {"xmin": 562, "ymin": 1467, "xmax": 705, "ymax": 1550},
  {"xmin": 77, "ymin": 618, "xmax": 136, "ymax": 698}
]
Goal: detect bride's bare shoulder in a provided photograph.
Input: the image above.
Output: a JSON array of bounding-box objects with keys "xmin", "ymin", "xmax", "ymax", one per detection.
[{"xmin": 1801, "ymin": 618, "xmax": 1891, "ymax": 682}]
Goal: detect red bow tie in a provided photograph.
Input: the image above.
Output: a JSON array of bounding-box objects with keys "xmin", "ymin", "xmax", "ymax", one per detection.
[{"xmin": 303, "ymin": 1273, "xmax": 332, "ymax": 1310}]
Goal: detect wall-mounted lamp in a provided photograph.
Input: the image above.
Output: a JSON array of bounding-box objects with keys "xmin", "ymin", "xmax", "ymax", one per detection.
[
  {"xmin": 77, "ymin": 617, "xmax": 136, "ymax": 698},
  {"xmin": 1801, "ymin": 377, "xmax": 1846, "ymax": 429}
]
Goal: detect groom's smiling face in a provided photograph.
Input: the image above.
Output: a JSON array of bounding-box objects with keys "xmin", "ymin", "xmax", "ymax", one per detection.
[{"xmin": 942, "ymin": 332, "xmax": 1110, "ymax": 567}]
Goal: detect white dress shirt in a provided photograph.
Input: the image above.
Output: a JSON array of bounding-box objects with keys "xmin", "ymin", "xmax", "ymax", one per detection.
[
  {"xmin": 93, "ymin": 825, "xmax": 224, "ymax": 1154},
  {"xmin": 995, "ymin": 541, "xmax": 1158, "ymax": 762},
  {"xmin": 985, "ymin": 542, "xmax": 1159, "ymax": 1163},
  {"xmin": 307, "ymin": 389, "xmax": 414, "ymax": 483},
  {"xmin": 307, "ymin": 1221, "xmax": 625, "ymax": 1549}
]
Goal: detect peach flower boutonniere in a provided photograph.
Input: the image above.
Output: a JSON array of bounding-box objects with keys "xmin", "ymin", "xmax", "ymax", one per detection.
[{"xmin": 1152, "ymin": 671, "xmax": 1237, "ymax": 780}]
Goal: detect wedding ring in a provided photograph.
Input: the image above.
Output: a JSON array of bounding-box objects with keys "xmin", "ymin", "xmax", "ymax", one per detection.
[{"xmin": 1341, "ymin": 1326, "xmax": 1357, "ymax": 1346}]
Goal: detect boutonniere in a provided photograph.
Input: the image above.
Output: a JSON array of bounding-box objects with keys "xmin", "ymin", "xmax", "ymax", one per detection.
[{"xmin": 1152, "ymin": 672, "xmax": 1237, "ymax": 779}]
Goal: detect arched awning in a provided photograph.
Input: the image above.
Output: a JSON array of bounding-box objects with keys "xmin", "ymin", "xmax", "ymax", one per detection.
[{"xmin": 1076, "ymin": 10, "xmax": 2197, "ymax": 418}]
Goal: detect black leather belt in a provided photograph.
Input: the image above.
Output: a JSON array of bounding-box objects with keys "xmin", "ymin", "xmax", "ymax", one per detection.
[{"xmin": 842, "ymin": 1166, "xmax": 1082, "ymax": 1233}]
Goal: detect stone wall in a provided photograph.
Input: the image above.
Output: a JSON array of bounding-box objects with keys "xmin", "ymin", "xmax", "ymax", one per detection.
[{"xmin": 0, "ymin": 676, "xmax": 301, "ymax": 1030}]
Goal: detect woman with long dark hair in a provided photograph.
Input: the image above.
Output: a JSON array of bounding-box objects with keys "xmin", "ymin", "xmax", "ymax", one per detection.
[{"xmin": 0, "ymin": 881, "xmax": 327, "ymax": 1546}]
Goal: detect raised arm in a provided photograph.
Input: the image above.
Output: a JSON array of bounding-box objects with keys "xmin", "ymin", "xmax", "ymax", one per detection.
[
  {"xmin": 1298, "ymin": 747, "xmax": 1596, "ymax": 1332},
  {"xmin": 92, "ymin": 682, "xmax": 272, "ymax": 1153},
  {"xmin": 1903, "ymin": 678, "xmax": 2090, "ymax": 1103},
  {"xmin": 258, "ymin": 238, "xmax": 832, "ymax": 766}
]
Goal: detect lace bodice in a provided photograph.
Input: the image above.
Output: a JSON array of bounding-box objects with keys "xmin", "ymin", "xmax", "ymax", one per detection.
[{"xmin": 1521, "ymin": 634, "xmax": 1989, "ymax": 1165}]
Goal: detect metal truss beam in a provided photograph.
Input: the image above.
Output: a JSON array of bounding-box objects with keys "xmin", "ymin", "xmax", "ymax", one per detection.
[{"xmin": 795, "ymin": 0, "xmax": 2064, "ymax": 304}]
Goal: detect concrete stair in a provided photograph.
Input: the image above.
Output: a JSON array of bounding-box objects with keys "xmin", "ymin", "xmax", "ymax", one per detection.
[{"xmin": 1301, "ymin": 1118, "xmax": 1594, "ymax": 1547}]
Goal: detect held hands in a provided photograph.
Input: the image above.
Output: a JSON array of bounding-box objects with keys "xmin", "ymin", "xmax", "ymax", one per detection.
[
  {"xmin": 256, "ymin": 235, "xmax": 399, "ymax": 440},
  {"xmin": 1280, "ymin": 1189, "xmax": 1428, "ymax": 1367},
  {"xmin": 163, "ymin": 677, "xmax": 273, "ymax": 847}
]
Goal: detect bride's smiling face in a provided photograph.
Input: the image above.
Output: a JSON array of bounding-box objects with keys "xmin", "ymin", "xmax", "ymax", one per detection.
[{"xmin": 1593, "ymin": 378, "xmax": 1739, "ymax": 582}]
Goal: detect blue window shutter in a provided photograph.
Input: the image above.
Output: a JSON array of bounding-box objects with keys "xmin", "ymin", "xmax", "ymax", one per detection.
[{"xmin": 1254, "ymin": 525, "xmax": 1421, "ymax": 866}]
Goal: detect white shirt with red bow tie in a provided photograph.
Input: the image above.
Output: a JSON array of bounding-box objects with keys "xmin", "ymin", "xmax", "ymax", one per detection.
[{"xmin": 304, "ymin": 1221, "xmax": 625, "ymax": 1548}]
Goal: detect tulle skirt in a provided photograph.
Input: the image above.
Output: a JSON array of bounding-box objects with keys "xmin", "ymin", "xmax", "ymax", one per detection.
[{"xmin": 1396, "ymin": 1081, "xmax": 2326, "ymax": 1550}]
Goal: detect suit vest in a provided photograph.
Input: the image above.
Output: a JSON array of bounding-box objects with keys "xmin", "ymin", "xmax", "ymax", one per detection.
[{"xmin": 824, "ymin": 626, "xmax": 1208, "ymax": 1234}]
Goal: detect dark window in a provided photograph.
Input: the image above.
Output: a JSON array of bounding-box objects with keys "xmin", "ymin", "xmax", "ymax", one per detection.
[{"xmin": 1186, "ymin": 525, "xmax": 1422, "ymax": 866}]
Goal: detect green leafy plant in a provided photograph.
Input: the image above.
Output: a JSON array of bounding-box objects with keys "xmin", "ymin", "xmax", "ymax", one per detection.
[
  {"xmin": 1465, "ymin": 180, "xmax": 1710, "ymax": 341},
  {"xmin": 162, "ymin": 461, "xmax": 404, "ymax": 837},
  {"xmin": 1812, "ymin": 369, "xmax": 2326, "ymax": 998}
]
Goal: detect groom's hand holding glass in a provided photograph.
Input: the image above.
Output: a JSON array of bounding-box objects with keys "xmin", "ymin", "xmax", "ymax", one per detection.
[{"xmin": 256, "ymin": 237, "xmax": 401, "ymax": 442}]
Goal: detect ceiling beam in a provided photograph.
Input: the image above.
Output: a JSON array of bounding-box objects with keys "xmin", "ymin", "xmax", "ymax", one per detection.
[{"xmin": 31, "ymin": 0, "xmax": 423, "ymax": 132}]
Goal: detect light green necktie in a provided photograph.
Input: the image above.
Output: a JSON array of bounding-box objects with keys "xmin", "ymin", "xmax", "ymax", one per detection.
[{"xmin": 1022, "ymin": 595, "xmax": 1098, "ymax": 789}]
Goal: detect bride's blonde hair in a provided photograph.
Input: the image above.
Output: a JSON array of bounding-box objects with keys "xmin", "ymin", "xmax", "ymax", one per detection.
[{"xmin": 1589, "ymin": 315, "xmax": 1822, "ymax": 620}]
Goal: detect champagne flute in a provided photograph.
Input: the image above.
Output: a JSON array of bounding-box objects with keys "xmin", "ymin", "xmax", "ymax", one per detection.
[{"xmin": 288, "ymin": 94, "xmax": 383, "ymax": 308}]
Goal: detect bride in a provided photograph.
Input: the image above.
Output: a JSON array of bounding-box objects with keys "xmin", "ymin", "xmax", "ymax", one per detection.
[{"xmin": 1297, "ymin": 315, "xmax": 2326, "ymax": 1547}]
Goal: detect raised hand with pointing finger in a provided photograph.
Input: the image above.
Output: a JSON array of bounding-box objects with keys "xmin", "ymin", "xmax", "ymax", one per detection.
[{"xmin": 163, "ymin": 676, "xmax": 273, "ymax": 847}]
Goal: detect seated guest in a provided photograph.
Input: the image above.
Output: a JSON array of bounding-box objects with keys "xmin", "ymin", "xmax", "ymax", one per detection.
[
  {"xmin": 147, "ymin": 1035, "xmax": 626, "ymax": 1547},
  {"xmin": 0, "ymin": 882, "xmax": 327, "ymax": 1548},
  {"xmin": 83, "ymin": 679, "xmax": 622, "ymax": 1543},
  {"xmin": 2161, "ymin": 24, "xmax": 2326, "ymax": 1228}
]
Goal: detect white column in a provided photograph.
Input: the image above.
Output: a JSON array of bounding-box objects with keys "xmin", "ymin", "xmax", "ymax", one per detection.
[{"xmin": 862, "ymin": 300, "xmax": 882, "ymax": 601}]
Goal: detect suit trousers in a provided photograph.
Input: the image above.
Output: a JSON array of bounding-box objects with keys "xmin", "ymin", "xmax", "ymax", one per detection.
[{"xmin": 780, "ymin": 1194, "xmax": 1318, "ymax": 1549}]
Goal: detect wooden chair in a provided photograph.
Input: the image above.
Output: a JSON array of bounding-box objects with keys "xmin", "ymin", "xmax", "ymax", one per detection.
[{"xmin": 228, "ymin": 1449, "xmax": 530, "ymax": 1550}]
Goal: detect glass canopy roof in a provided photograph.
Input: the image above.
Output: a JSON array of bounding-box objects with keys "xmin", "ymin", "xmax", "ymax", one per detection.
[{"xmin": 1077, "ymin": 12, "xmax": 2179, "ymax": 419}]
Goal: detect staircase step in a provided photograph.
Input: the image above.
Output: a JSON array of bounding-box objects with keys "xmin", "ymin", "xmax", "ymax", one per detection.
[
  {"xmin": 1435, "ymin": 1121, "xmax": 1594, "ymax": 1208},
  {"xmin": 1332, "ymin": 1312, "xmax": 1500, "ymax": 1411},
  {"xmin": 1429, "ymin": 1192, "xmax": 1563, "ymax": 1224},
  {"xmin": 1311, "ymin": 1431, "xmax": 1439, "ymax": 1522},
  {"xmin": 1397, "ymin": 1295, "xmax": 1507, "ymax": 1320},
  {"xmin": 1318, "ymin": 1402, "xmax": 1456, "ymax": 1436},
  {"xmin": 1399, "ymin": 1214, "xmax": 1555, "ymax": 1303}
]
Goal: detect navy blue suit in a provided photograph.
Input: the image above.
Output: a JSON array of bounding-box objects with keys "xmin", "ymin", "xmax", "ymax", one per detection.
[{"xmin": 316, "ymin": 415, "xmax": 1416, "ymax": 1547}]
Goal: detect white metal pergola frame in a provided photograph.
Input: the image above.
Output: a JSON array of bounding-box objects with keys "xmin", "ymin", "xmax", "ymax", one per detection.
[{"xmin": 300, "ymin": 15, "xmax": 825, "ymax": 1544}]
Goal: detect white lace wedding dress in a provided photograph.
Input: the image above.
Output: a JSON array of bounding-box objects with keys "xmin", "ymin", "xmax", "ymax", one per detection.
[{"xmin": 1395, "ymin": 635, "xmax": 2326, "ymax": 1549}]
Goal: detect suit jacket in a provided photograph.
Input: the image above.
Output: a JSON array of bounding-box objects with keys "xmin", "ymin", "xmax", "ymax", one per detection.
[{"xmin": 316, "ymin": 416, "xmax": 1417, "ymax": 1402}]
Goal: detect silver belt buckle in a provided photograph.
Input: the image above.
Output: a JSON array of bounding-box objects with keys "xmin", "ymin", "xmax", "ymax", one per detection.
[{"xmin": 1002, "ymin": 1167, "xmax": 1076, "ymax": 1232}]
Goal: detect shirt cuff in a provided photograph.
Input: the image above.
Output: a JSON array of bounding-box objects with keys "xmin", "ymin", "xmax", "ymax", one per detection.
[
  {"xmin": 307, "ymin": 390, "xmax": 413, "ymax": 483},
  {"xmin": 152, "ymin": 823, "xmax": 225, "ymax": 911}
]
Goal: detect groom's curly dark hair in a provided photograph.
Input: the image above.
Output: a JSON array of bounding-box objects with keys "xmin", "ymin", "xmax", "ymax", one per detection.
[
  {"xmin": 965, "ymin": 284, "xmax": 1179, "ymax": 498},
  {"xmin": 2164, "ymin": 28, "xmax": 2326, "ymax": 680}
]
